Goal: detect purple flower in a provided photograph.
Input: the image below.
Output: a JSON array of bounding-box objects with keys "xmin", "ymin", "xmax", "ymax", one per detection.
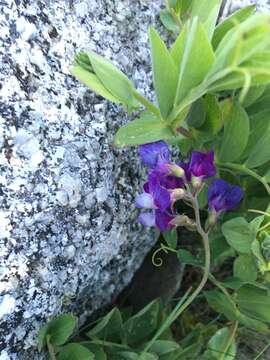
[
  {"xmin": 208, "ymin": 179, "xmax": 243, "ymax": 213},
  {"xmin": 138, "ymin": 210, "xmax": 175, "ymax": 232},
  {"xmin": 184, "ymin": 151, "xmax": 216, "ymax": 180},
  {"xmin": 139, "ymin": 141, "xmax": 170, "ymax": 168},
  {"xmin": 136, "ymin": 164, "xmax": 182, "ymax": 231}
]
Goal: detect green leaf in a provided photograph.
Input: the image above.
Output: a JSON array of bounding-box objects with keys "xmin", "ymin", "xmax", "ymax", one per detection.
[
  {"xmin": 86, "ymin": 50, "xmax": 137, "ymax": 107},
  {"xmin": 38, "ymin": 314, "xmax": 77, "ymax": 351},
  {"xmin": 80, "ymin": 342, "xmax": 107, "ymax": 360},
  {"xmin": 251, "ymin": 239, "xmax": 268, "ymax": 274},
  {"xmin": 211, "ymin": 14, "xmax": 270, "ymax": 75},
  {"xmin": 203, "ymin": 327, "xmax": 236, "ymax": 360},
  {"xmin": 177, "ymin": 249, "xmax": 202, "ymax": 267},
  {"xmin": 241, "ymin": 111, "xmax": 270, "ymax": 163},
  {"xmin": 171, "ymin": 24, "xmax": 187, "ymax": 67},
  {"xmin": 178, "ymin": 343, "xmax": 202, "ymax": 359},
  {"xmin": 210, "ymin": 230, "xmax": 234, "ymax": 266},
  {"xmin": 222, "ymin": 218, "xmax": 254, "ymax": 254},
  {"xmin": 242, "ymin": 85, "xmax": 266, "ymax": 107},
  {"xmin": 58, "ymin": 343, "xmax": 94, "ymax": 360},
  {"xmin": 174, "ymin": 18, "xmax": 215, "ymax": 108},
  {"xmin": 246, "ymin": 88, "xmax": 270, "ymax": 116},
  {"xmin": 212, "ymin": 5, "xmax": 256, "ymax": 49},
  {"xmin": 233, "ymin": 254, "xmax": 257, "ymax": 282},
  {"xmin": 163, "ymin": 229, "xmax": 178, "ymax": 249},
  {"xmin": 197, "ymin": 94, "xmax": 222, "ymax": 134},
  {"xmin": 250, "ymin": 216, "xmax": 265, "ymax": 235},
  {"xmin": 160, "ymin": 10, "xmax": 179, "ymax": 33},
  {"xmin": 110, "ymin": 352, "xmax": 139, "ymax": 360},
  {"xmin": 204, "ymin": 290, "xmax": 239, "ymax": 321},
  {"xmin": 111, "ymin": 352, "xmax": 157, "ymax": 360},
  {"xmin": 147, "ymin": 340, "xmax": 181, "ymax": 356},
  {"xmin": 86, "ymin": 308, "xmax": 122, "ymax": 342},
  {"xmin": 123, "ymin": 300, "xmax": 159, "ymax": 345},
  {"xmin": 245, "ymin": 123, "xmax": 270, "ymax": 168},
  {"xmin": 149, "ymin": 28, "xmax": 178, "ymax": 119},
  {"xmin": 70, "ymin": 65, "xmax": 121, "ymax": 103},
  {"xmin": 114, "ymin": 114, "xmax": 173, "ymax": 147},
  {"xmin": 186, "ymin": 98, "xmax": 206, "ymax": 128},
  {"xmin": 191, "ymin": 0, "xmax": 223, "ymax": 40},
  {"xmin": 236, "ymin": 284, "xmax": 270, "ymax": 323},
  {"xmin": 237, "ymin": 312, "xmax": 269, "ymax": 333},
  {"xmin": 219, "ymin": 101, "xmax": 250, "ymax": 162},
  {"xmin": 221, "ymin": 277, "xmax": 244, "ymax": 290}
]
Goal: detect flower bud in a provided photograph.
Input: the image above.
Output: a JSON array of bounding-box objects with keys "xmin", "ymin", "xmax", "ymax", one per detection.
[
  {"xmin": 191, "ymin": 176, "xmax": 202, "ymax": 189},
  {"xmin": 167, "ymin": 164, "xmax": 185, "ymax": 178},
  {"xmin": 208, "ymin": 209, "xmax": 217, "ymax": 226},
  {"xmin": 170, "ymin": 215, "xmax": 196, "ymax": 230},
  {"xmin": 171, "ymin": 188, "xmax": 186, "ymax": 202}
]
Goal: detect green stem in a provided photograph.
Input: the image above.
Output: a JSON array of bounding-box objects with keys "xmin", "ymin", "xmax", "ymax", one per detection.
[
  {"xmin": 139, "ymin": 287, "xmax": 192, "ymax": 357},
  {"xmin": 219, "ymin": 321, "xmax": 239, "ymax": 360},
  {"xmin": 140, "ymin": 192, "xmax": 211, "ymax": 357},
  {"xmin": 133, "ymin": 90, "xmax": 161, "ymax": 118},
  {"xmin": 47, "ymin": 337, "xmax": 57, "ymax": 360},
  {"xmin": 178, "ymin": 194, "xmax": 211, "ymax": 314},
  {"xmin": 217, "ymin": 162, "xmax": 270, "ymax": 196},
  {"xmin": 176, "ymin": 126, "xmax": 193, "ymax": 138}
]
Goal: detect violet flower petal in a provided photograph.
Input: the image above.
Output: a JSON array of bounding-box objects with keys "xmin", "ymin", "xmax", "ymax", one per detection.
[
  {"xmin": 155, "ymin": 210, "xmax": 174, "ymax": 232},
  {"xmin": 138, "ymin": 212, "xmax": 156, "ymax": 227},
  {"xmin": 208, "ymin": 179, "xmax": 243, "ymax": 212},
  {"xmin": 148, "ymin": 172, "xmax": 171, "ymax": 211},
  {"xmin": 188, "ymin": 150, "xmax": 216, "ymax": 179},
  {"xmin": 135, "ymin": 193, "xmax": 155, "ymax": 209},
  {"xmin": 139, "ymin": 141, "xmax": 170, "ymax": 168}
]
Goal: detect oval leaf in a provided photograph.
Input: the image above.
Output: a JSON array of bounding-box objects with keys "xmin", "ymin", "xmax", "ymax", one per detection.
[
  {"xmin": 219, "ymin": 101, "xmax": 250, "ymax": 162},
  {"xmin": 87, "ymin": 50, "xmax": 136, "ymax": 107},
  {"xmin": 70, "ymin": 65, "xmax": 120, "ymax": 104},
  {"xmin": 233, "ymin": 254, "xmax": 257, "ymax": 282},
  {"xmin": 149, "ymin": 28, "xmax": 178, "ymax": 119},
  {"xmin": 114, "ymin": 115, "xmax": 173, "ymax": 147},
  {"xmin": 58, "ymin": 343, "xmax": 94, "ymax": 360},
  {"xmin": 222, "ymin": 217, "xmax": 254, "ymax": 254},
  {"xmin": 86, "ymin": 308, "xmax": 122, "ymax": 342},
  {"xmin": 123, "ymin": 300, "xmax": 159, "ymax": 345},
  {"xmin": 38, "ymin": 314, "xmax": 77, "ymax": 351},
  {"xmin": 203, "ymin": 327, "xmax": 236, "ymax": 360}
]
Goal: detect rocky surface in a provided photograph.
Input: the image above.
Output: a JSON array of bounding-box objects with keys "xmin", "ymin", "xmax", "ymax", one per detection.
[
  {"xmin": 0, "ymin": 0, "xmax": 163, "ymax": 358},
  {"xmin": 222, "ymin": 0, "xmax": 270, "ymax": 16}
]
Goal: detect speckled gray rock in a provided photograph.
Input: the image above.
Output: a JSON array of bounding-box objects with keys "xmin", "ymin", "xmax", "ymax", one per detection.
[
  {"xmin": 222, "ymin": 0, "xmax": 270, "ymax": 16},
  {"xmin": 0, "ymin": 0, "xmax": 163, "ymax": 358}
]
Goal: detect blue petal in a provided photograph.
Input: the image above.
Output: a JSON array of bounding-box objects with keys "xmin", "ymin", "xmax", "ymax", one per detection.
[
  {"xmin": 225, "ymin": 185, "xmax": 244, "ymax": 210},
  {"xmin": 208, "ymin": 179, "xmax": 243, "ymax": 212},
  {"xmin": 139, "ymin": 141, "xmax": 170, "ymax": 168},
  {"xmin": 135, "ymin": 193, "xmax": 155, "ymax": 209},
  {"xmin": 138, "ymin": 212, "xmax": 155, "ymax": 227}
]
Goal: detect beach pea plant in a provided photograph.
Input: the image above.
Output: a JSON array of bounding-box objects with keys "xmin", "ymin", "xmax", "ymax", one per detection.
[{"xmin": 38, "ymin": 2, "xmax": 270, "ymax": 359}]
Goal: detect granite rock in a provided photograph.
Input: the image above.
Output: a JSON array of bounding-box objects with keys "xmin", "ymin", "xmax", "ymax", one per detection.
[
  {"xmin": 0, "ymin": 0, "xmax": 163, "ymax": 358},
  {"xmin": 222, "ymin": 0, "xmax": 270, "ymax": 17}
]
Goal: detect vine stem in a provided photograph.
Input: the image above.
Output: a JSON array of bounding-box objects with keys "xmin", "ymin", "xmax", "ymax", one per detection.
[
  {"xmin": 219, "ymin": 321, "xmax": 239, "ymax": 360},
  {"xmin": 217, "ymin": 161, "xmax": 270, "ymax": 196},
  {"xmin": 177, "ymin": 191, "xmax": 211, "ymax": 317},
  {"xmin": 133, "ymin": 90, "xmax": 161, "ymax": 118},
  {"xmin": 140, "ymin": 189, "xmax": 211, "ymax": 357}
]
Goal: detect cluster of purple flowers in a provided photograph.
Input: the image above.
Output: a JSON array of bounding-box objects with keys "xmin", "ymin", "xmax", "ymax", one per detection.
[{"xmin": 136, "ymin": 141, "xmax": 243, "ymax": 232}]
